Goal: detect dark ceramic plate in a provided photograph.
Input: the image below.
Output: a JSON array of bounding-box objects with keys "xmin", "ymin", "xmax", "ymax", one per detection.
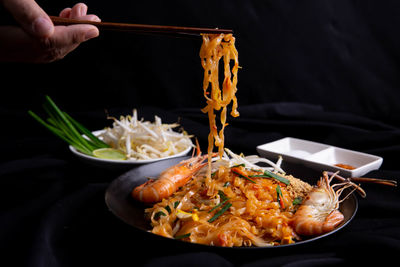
[{"xmin": 105, "ymin": 156, "xmax": 358, "ymax": 249}]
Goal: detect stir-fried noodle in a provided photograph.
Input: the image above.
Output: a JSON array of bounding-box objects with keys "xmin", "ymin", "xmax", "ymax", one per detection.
[
  {"xmin": 200, "ymin": 34, "xmax": 239, "ymax": 178},
  {"xmin": 145, "ymin": 150, "xmax": 312, "ymax": 246}
]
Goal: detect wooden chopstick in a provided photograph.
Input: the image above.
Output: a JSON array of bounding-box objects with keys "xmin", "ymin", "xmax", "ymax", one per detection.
[{"xmin": 50, "ymin": 16, "xmax": 233, "ymax": 38}]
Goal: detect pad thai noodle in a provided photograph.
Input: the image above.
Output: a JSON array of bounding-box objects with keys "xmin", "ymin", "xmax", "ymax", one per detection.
[
  {"xmin": 200, "ymin": 33, "xmax": 239, "ymax": 178},
  {"xmin": 144, "ymin": 149, "xmax": 313, "ymax": 246}
]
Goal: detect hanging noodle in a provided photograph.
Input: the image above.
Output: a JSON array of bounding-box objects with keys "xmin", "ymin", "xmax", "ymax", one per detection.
[{"xmin": 200, "ymin": 34, "xmax": 240, "ymax": 178}]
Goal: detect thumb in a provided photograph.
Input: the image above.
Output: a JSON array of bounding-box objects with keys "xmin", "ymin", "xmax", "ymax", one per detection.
[{"xmin": 2, "ymin": 0, "xmax": 54, "ymax": 38}]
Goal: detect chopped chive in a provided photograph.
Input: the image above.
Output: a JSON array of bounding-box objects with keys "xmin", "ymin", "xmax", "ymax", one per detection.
[
  {"xmin": 231, "ymin": 168, "xmax": 256, "ymax": 184},
  {"xmin": 232, "ymin": 163, "xmax": 245, "ymax": 168},
  {"xmin": 164, "ymin": 205, "xmax": 171, "ymax": 213},
  {"xmin": 173, "ymin": 201, "xmax": 180, "ymax": 209},
  {"xmin": 208, "ymin": 202, "xmax": 232, "ymax": 223},
  {"xmin": 292, "ymin": 197, "xmax": 302, "ymax": 205},
  {"xmin": 209, "ymin": 190, "xmax": 230, "ymax": 213},
  {"xmin": 249, "ymin": 170, "xmax": 290, "ymax": 185},
  {"xmin": 218, "ymin": 190, "xmax": 228, "ymax": 201},
  {"xmin": 175, "ymin": 233, "xmax": 191, "ymax": 239},
  {"xmin": 154, "ymin": 211, "xmax": 166, "ymax": 220},
  {"xmin": 276, "ymin": 185, "xmax": 285, "ymax": 209},
  {"xmin": 208, "ymin": 198, "xmax": 229, "ymax": 213}
]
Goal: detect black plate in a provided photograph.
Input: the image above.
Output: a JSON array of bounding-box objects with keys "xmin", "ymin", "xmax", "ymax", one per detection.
[{"xmin": 105, "ymin": 156, "xmax": 358, "ymax": 249}]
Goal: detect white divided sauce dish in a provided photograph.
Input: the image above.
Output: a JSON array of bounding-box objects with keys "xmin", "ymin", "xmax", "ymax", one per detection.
[{"xmin": 256, "ymin": 137, "xmax": 383, "ymax": 177}]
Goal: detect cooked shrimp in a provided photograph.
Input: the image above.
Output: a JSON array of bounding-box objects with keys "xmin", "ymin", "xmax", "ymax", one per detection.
[
  {"xmin": 291, "ymin": 171, "xmax": 360, "ymax": 236},
  {"xmin": 132, "ymin": 145, "xmax": 209, "ymax": 203}
]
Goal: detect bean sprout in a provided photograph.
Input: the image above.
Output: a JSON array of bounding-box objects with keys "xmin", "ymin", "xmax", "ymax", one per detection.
[{"xmin": 99, "ymin": 109, "xmax": 193, "ymax": 160}]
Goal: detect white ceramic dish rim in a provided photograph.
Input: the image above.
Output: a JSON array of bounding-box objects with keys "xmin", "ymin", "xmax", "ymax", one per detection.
[
  {"xmin": 69, "ymin": 130, "xmax": 193, "ymax": 165},
  {"xmin": 256, "ymin": 137, "xmax": 383, "ymax": 177}
]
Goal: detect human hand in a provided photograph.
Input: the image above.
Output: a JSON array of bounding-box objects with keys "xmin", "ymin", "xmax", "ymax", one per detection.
[{"xmin": 0, "ymin": 1, "xmax": 101, "ymax": 63}]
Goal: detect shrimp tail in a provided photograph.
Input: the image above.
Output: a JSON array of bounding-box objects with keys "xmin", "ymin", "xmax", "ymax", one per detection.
[{"xmin": 322, "ymin": 210, "xmax": 344, "ymax": 233}]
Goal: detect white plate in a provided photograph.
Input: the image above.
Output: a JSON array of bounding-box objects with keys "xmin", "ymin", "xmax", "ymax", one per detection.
[
  {"xmin": 69, "ymin": 130, "xmax": 193, "ymax": 169},
  {"xmin": 256, "ymin": 137, "xmax": 383, "ymax": 177}
]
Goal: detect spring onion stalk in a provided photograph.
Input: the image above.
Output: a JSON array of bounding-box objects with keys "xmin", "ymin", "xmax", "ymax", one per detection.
[
  {"xmin": 231, "ymin": 167, "xmax": 256, "ymax": 184},
  {"xmin": 249, "ymin": 170, "xmax": 290, "ymax": 185},
  {"xmin": 276, "ymin": 185, "xmax": 285, "ymax": 209},
  {"xmin": 28, "ymin": 96, "xmax": 110, "ymax": 155},
  {"xmin": 208, "ymin": 202, "xmax": 232, "ymax": 223},
  {"xmin": 174, "ymin": 233, "xmax": 191, "ymax": 239}
]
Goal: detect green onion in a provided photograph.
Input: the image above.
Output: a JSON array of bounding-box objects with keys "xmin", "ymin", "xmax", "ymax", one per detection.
[
  {"xmin": 223, "ymin": 181, "xmax": 230, "ymax": 187},
  {"xmin": 249, "ymin": 170, "xmax": 290, "ymax": 185},
  {"xmin": 164, "ymin": 205, "xmax": 171, "ymax": 213},
  {"xmin": 208, "ymin": 199, "xmax": 229, "ymax": 213},
  {"xmin": 276, "ymin": 185, "xmax": 285, "ymax": 209},
  {"xmin": 173, "ymin": 201, "xmax": 180, "ymax": 209},
  {"xmin": 218, "ymin": 190, "xmax": 228, "ymax": 201},
  {"xmin": 231, "ymin": 168, "xmax": 256, "ymax": 184},
  {"xmin": 28, "ymin": 96, "xmax": 110, "ymax": 156},
  {"xmin": 208, "ymin": 202, "xmax": 232, "ymax": 223},
  {"xmin": 175, "ymin": 233, "xmax": 191, "ymax": 239},
  {"xmin": 292, "ymin": 197, "xmax": 302, "ymax": 205},
  {"xmin": 154, "ymin": 211, "xmax": 166, "ymax": 220},
  {"xmin": 63, "ymin": 112, "xmax": 109, "ymax": 148},
  {"xmin": 209, "ymin": 190, "xmax": 230, "ymax": 213},
  {"xmin": 232, "ymin": 163, "xmax": 245, "ymax": 168}
]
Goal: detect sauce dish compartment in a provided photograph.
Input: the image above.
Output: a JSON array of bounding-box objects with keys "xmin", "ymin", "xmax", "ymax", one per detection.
[{"xmin": 257, "ymin": 137, "xmax": 383, "ymax": 177}]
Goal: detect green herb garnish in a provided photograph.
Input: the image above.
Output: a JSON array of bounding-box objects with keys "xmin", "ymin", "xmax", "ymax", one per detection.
[
  {"xmin": 28, "ymin": 96, "xmax": 110, "ymax": 156},
  {"xmin": 208, "ymin": 199, "xmax": 229, "ymax": 213},
  {"xmin": 218, "ymin": 190, "xmax": 228, "ymax": 201},
  {"xmin": 232, "ymin": 163, "xmax": 245, "ymax": 168},
  {"xmin": 175, "ymin": 233, "xmax": 191, "ymax": 239},
  {"xmin": 292, "ymin": 197, "xmax": 302, "ymax": 205},
  {"xmin": 154, "ymin": 211, "xmax": 166, "ymax": 220},
  {"xmin": 249, "ymin": 170, "xmax": 290, "ymax": 185},
  {"xmin": 231, "ymin": 167, "xmax": 256, "ymax": 184},
  {"xmin": 208, "ymin": 202, "xmax": 232, "ymax": 223},
  {"xmin": 164, "ymin": 205, "xmax": 171, "ymax": 213},
  {"xmin": 276, "ymin": 185, "xmax": 285, "ymax": 209},
  {"xmin": 223, "ymin": 181, "xmax": 230, "ymax": 187},
  {"xmin": 173, "ymin": 201, "xmax": 180, "ymax": 209},
  {"xmin": 209, "ymin": 190, "xmax": 230, "ymax": 213}
]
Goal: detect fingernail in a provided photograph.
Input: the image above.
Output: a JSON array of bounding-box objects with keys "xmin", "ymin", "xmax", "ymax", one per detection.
[
  {"xmin": 85, "ymin": 29, "xmax": 99, "ymax": 40},
  {"xmin": 32, "ymin": 17, "xmax": 53, "ymax": 37}
]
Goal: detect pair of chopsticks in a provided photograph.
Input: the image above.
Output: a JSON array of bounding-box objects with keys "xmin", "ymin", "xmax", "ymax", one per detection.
[{"xmin": 50, "ymin": 16, "xmax": 232, "ymax": 38}]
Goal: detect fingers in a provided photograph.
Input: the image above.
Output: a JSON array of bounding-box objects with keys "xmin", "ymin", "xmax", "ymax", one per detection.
[
  {"xmin": 59, "ymin": 8, "xmax": 72, "ymax": 18},
  {"xmin": 44, "ymin": 3, "xmax": 101, "ymax": 62},
  {"xmin": 1, "ymin": 2, "xmax": 101, "ymax": 62},
  {"xmin": 59, "ymin": 3, "xmax": 101, "ymax": 22},
  {"xmin": 2, "ymin": 0, "xmax": 54, "ymax": 37},
  {"xmin": 40, "ymin": 24, "xmax": 99, "ymax": 62},
  {"xmin": 71, "ymin": 3, "xmax": 87, "ymax": 18},
  {"xmin": 0, "ymin": 23, "xmax": 99, "ymax": 63}
]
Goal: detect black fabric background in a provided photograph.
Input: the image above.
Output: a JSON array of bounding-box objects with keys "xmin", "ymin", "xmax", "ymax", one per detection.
[{"xmin": 1, "ymin": 1, "xmax": 400, "ymax": 266}]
